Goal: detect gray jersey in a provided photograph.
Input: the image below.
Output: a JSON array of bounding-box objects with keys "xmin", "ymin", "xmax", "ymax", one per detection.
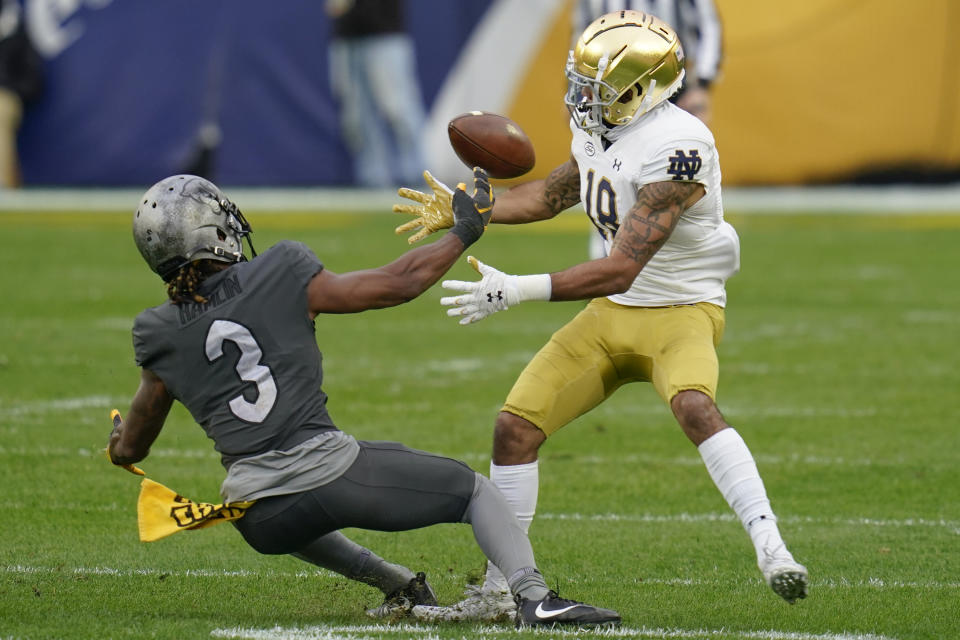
[{"xmin": 133, "ymin": 240, "xmax": 337, "ymax": 468}]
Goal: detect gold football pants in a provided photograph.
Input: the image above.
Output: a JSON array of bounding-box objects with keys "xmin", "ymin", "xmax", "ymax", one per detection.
[{"xmin": 502, "ymin": 298, "xmax": 725, "ymax": 436}]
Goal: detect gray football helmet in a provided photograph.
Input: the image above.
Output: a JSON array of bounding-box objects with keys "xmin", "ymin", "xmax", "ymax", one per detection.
[{"xmin": 133, "ymin": 175, "xmax": 255, "ymax": 281}]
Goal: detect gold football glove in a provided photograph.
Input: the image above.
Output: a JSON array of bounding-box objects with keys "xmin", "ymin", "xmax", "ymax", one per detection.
[
  {"xmin": 106, "ymin": 409, "xmax": 145, "ymax": 476},
  {"xmin": 394, "ymin": 170, "xmax": 455, "ymax": 244}
]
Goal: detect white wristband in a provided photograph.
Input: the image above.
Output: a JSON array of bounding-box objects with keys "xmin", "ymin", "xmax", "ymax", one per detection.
[{"xmin": 513, "ymin": 274, "xmax": 552, "ymax": 303}]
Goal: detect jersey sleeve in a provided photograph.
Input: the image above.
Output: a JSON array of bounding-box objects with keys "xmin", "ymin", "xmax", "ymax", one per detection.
[
  {"xmin": 132, "ymin": 310, "xmax": 168, "ymax": 369},
  {"xmin": 269, "ymin": 240, "xmax": 324, "ymax": 287},
  {"xmin": 635, "ymin": 136, "xmax": 714, "ymax": 187}
]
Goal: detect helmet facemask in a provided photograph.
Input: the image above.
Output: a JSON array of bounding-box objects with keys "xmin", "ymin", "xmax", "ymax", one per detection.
[{"xmin": 565, "ymin": 11, "xmax": 686, "ymax": 137}]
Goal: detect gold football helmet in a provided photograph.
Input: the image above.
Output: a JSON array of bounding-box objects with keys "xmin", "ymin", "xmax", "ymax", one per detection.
[{"xmin": 565, "ymin": 10, "xmax": 686, "ymax": 136}]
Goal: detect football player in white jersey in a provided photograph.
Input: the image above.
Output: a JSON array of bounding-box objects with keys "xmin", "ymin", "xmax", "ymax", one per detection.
[{"xmin": 394, "ymin": 10, "xmax": 808, "ymax": 621}]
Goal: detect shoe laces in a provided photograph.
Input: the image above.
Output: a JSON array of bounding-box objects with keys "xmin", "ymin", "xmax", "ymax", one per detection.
[
  {"xmin": 541, "ymin": 590, "xmax": 581, "ymax": 607},
  {"xmin": 760, "ymin": 541, "xmax": 798, "ymax": 572},
  {"xmin": 382, "ymin": 572, "xmax": 429, "ymax": 607},
  {"xmin": 409, "ymin": 572, "xmax": 427, "ymax": 589},
  {"xmin": 402, "ymin": 572, "xmax": 436, "ymax": 606},
  {"xmin": 762, "ymin": 541, "xmax": 790, "ymax": 561}
]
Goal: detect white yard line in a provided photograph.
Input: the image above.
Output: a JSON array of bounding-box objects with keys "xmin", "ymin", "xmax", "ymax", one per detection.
[
  {"xmin": 3, "ymin": 565, "xmax": 956, "ymax": 591},
  {"xmin": 1, "ymin": 565, "xmax": 338, "ymax": 579},
  {"xmin": 2, "ymin": 185, "xmax": 959, "ymax": 214},
  {"xmin": 0, "ymin": 395, "xmax": 116, "ymax": 416},
  {"xmin": 0, "ymin": 395, "xmax": 889, "ymax": 424},
  {"xmin": 0, "ymin": 440, "xmax": 908, "ymax": 469},
  {"xmin": 536, "ymin": 512, "xmax": 960, "ymax": 533},
  {"xmin": 0, "ymin": 497, "xmax": 954, "ymax": 534},
  {"xmin": 209, "ymin": 622, "xmax": 899, "ymax": 640},
  {"xmin": 0, "ymin": 444, "xmax": 217, "ymax": 459},
  {"xmin": 454, "ymin": 450, "xmax": 920, "ymax": 469}
]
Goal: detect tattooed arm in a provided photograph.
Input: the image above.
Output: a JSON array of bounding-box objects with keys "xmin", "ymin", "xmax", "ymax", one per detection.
[
  {"xmin": 489, "ymin": 157, "xmax": 582, "ymax": 224},
  {"xmin": 546, "ymin": 180, "xmax": 705, "ymax": 301}
]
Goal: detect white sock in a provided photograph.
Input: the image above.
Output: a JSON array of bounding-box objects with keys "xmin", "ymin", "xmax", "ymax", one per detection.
[
  {"xmin": 482, "ymin": 460, "xmax": 540, "ymax": 592},
  {"xmin": 490, "ymin": 460, "xmax": 539, "ymax": 533},
  {"xmin": 697, "ymin": 428, "xmax": 790, "ymax": 563}
]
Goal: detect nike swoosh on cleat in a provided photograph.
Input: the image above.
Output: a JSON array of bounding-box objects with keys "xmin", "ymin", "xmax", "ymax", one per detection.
[{"xmin": 534, "ymin": 602, "xmax": 580, "ymax": 619}]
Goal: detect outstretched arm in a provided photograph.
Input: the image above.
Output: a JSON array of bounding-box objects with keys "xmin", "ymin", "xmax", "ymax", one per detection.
[
  {"xmin": 308, "ymin": 233, "xmax": 467, "ymax": 314},
  {"xmin": 108, "ymin": 368, "xmax": 174, "ymax": 465},
  {"xmin": 310, "ymin": 170, "xmax": 494, "ymax": 315},
  {"xmin": 489, "ymin": 157, "xmax": 582, "ymax": 225},
  {"xmin": 441, "ymin": 180, "xmax": 704, "ymax": 324},
  {"xmin": 394, "ymin": 159, "xmax": 581, "ymax": 243}
]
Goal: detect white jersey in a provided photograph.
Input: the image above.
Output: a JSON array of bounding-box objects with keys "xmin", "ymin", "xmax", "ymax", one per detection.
[{"xmin": 571, "ymin": 101, "xmax": 739, "ymax": 307}]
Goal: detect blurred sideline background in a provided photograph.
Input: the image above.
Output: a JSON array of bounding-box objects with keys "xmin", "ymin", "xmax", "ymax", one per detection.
[{"xmin": 0, "ymin": 0, "xmax": 958, "ymax": 205}]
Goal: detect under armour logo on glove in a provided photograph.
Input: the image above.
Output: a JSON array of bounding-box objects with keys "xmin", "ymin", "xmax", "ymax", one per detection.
[
  {"xmin": 442, "ymin": 257, "xmax": 514, "ymax": 325},
  {"xmin": 440, "ymin": 256, "xmax": 552, "ymax": 326}
]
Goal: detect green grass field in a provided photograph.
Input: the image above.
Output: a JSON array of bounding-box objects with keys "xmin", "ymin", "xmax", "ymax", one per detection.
[{"xmin": 1, "ymin": 205, "xmax": 957, "ymax": 640}]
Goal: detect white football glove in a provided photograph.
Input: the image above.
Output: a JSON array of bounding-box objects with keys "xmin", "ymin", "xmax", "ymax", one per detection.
[
  {"xmin": 393, "ymin": 170, "xmax": 455, "ymax": 244},
  {"xmin": 440, "ymin": 256, "xmax": 551, "ymax": 325}
]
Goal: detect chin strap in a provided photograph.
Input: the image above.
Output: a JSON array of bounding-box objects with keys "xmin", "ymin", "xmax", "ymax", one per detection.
[
  {"xmin": 635, "ymin": 78, "xmax": 658, "ymax": 118},
  {"xmin": 594, "ymin": 53, "xmax": 609, "ymax": 81},
  {"xmin": 184, "ymin": 245, "xmax": 244, "ymax": 263}
]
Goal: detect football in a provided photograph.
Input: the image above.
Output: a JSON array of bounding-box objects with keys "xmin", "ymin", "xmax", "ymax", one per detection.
[{"xmin": 447, "ymin": 111, "xmax": 535, "ymax": 179}]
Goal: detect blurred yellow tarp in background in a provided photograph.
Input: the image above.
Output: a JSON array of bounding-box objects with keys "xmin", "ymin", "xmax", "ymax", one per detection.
[{"xmin": 507, "ymin": 0, "xmax": 960, "ymax": 186}]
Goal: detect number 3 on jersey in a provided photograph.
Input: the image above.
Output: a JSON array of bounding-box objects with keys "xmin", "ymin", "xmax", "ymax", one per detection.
[
  {"xmin": 205, "ymin": 319, "xmax": 277, "ymax": 423},
  {"xmin": 584, "ymin": 169, "xmax": 619, "ymax": 241}
]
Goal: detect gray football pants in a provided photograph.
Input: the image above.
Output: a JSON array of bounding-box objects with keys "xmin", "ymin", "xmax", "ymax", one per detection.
[{"xmin": 233, "ymin": 440, "xmax": 542, "ymax": 594}]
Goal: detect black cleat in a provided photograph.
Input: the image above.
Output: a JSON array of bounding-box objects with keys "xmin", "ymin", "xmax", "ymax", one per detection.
[
  {"xmin": 366, "ymin": 571, "xmax": 438, "ymax": 618},
  {"xmin": 515, "ymin": 590, "xmax": 621, "ymax": 628}
]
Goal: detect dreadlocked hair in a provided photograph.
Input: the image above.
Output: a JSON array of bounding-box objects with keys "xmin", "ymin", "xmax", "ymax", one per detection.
[{"xmin": 165, "ymin": 260, "xmax": 227, "ymax": 305}]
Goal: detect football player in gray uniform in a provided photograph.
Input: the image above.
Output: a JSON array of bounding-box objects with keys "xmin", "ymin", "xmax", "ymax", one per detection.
[{"xmin": 107, "ymin": 172, "xmax": 620, "ymax": 629}]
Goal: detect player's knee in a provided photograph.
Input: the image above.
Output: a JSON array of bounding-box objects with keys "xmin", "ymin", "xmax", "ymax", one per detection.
[
  {"xmin": 671, "ymin": 389, "xmax": 726, "ymax": 445},
  {"xmin": 493, "ymin": 412, "xmax": 544, "ymax": 464}
]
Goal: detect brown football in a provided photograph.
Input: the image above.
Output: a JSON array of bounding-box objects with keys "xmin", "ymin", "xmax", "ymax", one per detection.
[{"xmin": 447, "ymin": 111, "xmax": 535, "ymax": 179}]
